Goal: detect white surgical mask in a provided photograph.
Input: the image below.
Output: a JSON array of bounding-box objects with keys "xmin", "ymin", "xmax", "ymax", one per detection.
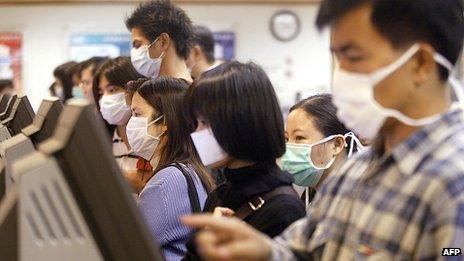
[
  {"xmin": 54, "ymin": 85, "xmax": 64, "ymax": 100},
  {"xmin": 332, "ymin": 43, "xmax": 461, "ymax": 140},
  {"xmin": 131, "ymin": 36, "xmax": 164, "ymax": 78},
  {"xmin": 126, "ymin": 115, "xmax": 164, "ymax": 160},
  {"xmin": 99, "ymin": 93, "xmax": 132, "ymax": 125},
  {"xmin": 190, "ymin": 128, "xmax": 227, "ymax": 166}
]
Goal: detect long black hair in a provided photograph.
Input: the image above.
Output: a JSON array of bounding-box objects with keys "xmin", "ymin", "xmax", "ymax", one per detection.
[{"xmin": 137, "ymin": 76, "xmax": 215, "ymax": 192}]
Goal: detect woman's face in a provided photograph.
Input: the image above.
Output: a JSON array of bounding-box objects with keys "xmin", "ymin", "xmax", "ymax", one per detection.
[
  {"xmin": 131, "ymin": 92, "xmax": 166, "ymax": 137},
  {"xmin": 285, "ymin": 108, "xmax": 325, "ymax": 145},
  {"xmin": 98, "ymin": 75, "xmax": 125, "ymax": 97},
  {"xmin": 80, "ymin": 65, "xmax": 95, "ymax": 102},
  {"xmin": 285, "ymin": 108, "xmax": 344, "ymax": 170},
  {"xmin": 194, "ymin": 115, "xmax": 232, "ymax": 169}
]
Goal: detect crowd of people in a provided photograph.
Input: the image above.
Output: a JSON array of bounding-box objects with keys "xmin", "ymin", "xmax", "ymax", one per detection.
[{"xmin": 45, "ymin": 0, "xmax": 464, "ymax": 260}]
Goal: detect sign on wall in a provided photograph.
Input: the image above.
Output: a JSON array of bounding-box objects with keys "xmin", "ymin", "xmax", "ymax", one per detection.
[
  {"xmin": 213, "ymin": 31, "xmax": 235, "ymax": 62},
  {"xmin": 0, "ymin": 32, "xmax": 22, "ymax": 90},
  {"xmin": 70, "ymin": 33, "xmax": 131, "ymax": 61}
]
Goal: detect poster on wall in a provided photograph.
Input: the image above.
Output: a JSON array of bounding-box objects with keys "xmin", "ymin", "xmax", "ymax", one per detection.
[
  {"xmin": 70, "ymin": 33, "xmax": 131, "ymax": 62},
  {"xmin": 0, "ymin": 32, "xmax": 22, "ymax": 90},
  {"xmin": 213, "ymin": 31, "xmax": 235, "ymax": 62}
]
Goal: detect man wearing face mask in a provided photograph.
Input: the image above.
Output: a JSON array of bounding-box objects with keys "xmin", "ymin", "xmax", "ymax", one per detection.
[
  {"xmin": 125, "ymin": 1, "xmax": 193, "ymax": 82},
  {"xmin": 181, "ymin": 1, "xmax": 464, "ymax": 260}
]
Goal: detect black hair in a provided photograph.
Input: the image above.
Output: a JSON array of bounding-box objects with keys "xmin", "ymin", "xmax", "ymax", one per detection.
[
  {"xmin": 79, "ymin": 56, "xmax": 109, "ymax": 78},
  {"xmin": 92, "ymin": 56, "xmax": 144, "ymax": 105},
  {"xmin": 316, "ymin": 0, "xmax": 464, "ymax": 81},
  {"xmin": 125, "ymin": 77, "xmax": 149, "ymax": 97},
  {"xmin": 0, "ymin": 79, "xmax": 13, "ymax": 92},
  {"xmin": 125, "ymin": 0, "xmax": 193, "ymax": 59},
  {"xmin": 192, "ymin": 25, "xmax": 215, "ymax": 63},
  {"xmin": 290, "ymin": 94, "xmax": 354, "ymax": 153},
  {"xmin": 53, "ymin": 61, "xmax": 77, "ymax": 101},
  {"xmin": 137, "ymin": 76, "xmax": 215, "ymax": 192},
  {"xmin": 186, "ymin": 61, "xmax": 285, "ymax": 162}
]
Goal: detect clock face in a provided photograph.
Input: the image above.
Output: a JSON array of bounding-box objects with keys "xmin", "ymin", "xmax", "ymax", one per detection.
[{"xmin": 270, "ymin": 10, "xmax": 301, "ymax": 42}]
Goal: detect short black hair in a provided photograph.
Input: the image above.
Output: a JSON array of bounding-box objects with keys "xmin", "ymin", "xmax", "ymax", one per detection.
[
  {"xmin": 98, "ymin": 57, "xmax": 143, "ymax": 90},
  {"xmin": 192, "ymin": 25, "xmax": 215, "ymax": 63},
  {"xmin": 92, "ymin": 57, "xmax": 143, "ymax": 105},
  {"xmin": 79, "ymin": 56, "xmax": 109, "ymax": 77},
  {"xmin": 186, "ymin": 61, "xmax": 285, "ymax": 162},
  {"xmin": 125, "ymin": 0, "xmax": 193, "ymax": 59},
  {"xmin": 316, "ymin": 0, "xmax": 464, "ymax": 81},
  {"xmin": 290, "ymin": 94, "xmax": 355, "ymax": 153},
  {"xmin": 126, "ymin": 77, "xmax": 149, "ymax": 96}
]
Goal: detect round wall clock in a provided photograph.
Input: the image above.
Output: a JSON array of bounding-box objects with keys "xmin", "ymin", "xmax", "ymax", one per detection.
[{"xmin": 270, "ymin": 10, "xmax": 301, "ymax": 42}]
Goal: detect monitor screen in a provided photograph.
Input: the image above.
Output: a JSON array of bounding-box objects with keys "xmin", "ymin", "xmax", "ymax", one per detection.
[
  {"xmin": 22, "ymin": 97, "xmax": 63, "ymax": 145},
  {"xmin": 2, "ymin": 96, "xmax": 35, "ymax": 136},
  {"xmin": 0, "ymin": 95, "xmax": 11, "ymax": 114},
  {"xmin": 0, "ymin": 95, "xmax": 17, "ymax": 121},
  {"xmin": 38, "ymin": 99, "xmax": 163, "ymax": 261}
]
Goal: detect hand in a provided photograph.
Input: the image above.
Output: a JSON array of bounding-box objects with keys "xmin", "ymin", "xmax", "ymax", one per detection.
[
  {"xmin": 213, "ymin": 207, "xmax": 235, "ymax": 218},
  {"xmin": 182, "ymin": 214, "xmax": 272, "ymax": 261}
]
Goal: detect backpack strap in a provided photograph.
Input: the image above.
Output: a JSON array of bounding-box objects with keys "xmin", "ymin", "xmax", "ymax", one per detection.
[
  {"xmin": 168, "ymin": 163, "xmax": 202, "ymax": 213},
  {"xmin": 234, "ymin": 185, "xmax": 298, "ymax": 220}
]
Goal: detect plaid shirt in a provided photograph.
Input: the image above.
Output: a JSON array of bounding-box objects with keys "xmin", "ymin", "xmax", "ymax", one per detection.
[{"xmin": 270, "ymin": 107, "xmax": 464, "ymax": 260}]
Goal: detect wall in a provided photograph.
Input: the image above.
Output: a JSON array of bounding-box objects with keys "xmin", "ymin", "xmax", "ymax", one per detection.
[{"xmin": 0, "ymin": 3, "xmax": 331, "ymax": 109}]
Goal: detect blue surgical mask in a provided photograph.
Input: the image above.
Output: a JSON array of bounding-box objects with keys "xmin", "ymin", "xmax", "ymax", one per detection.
[
  {"xmin": 282, "ymin": 133, "xmax": 364, "ymax": 187},
  {"xmin": 72, "ymin": 86, "xmax": 84, "ymax": 99}
]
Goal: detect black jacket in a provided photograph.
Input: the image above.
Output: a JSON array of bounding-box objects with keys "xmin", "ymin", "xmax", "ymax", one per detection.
[{"xmin": 183, "ymin": 161, "xmax": 306, "ymax": 260}]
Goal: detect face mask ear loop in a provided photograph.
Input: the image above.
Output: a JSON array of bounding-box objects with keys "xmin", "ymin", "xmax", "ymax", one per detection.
[
  {"xmin": 146, "ymin": 115, "xmax": 165, "ymax": 139},
  {"xmin": 434, "ymin": 52, "xmax": 464, "ymax": 106},
  {"xmin": 449, "ymin": 77, "xmax": 464, "ymax": 106},
  {"xmin": 305, "ymin": 187, "xmax": 310, "ymax": 208},
  {"xmin": 344, "ymin": 132, "xmax": 364, "ymax": 158}
]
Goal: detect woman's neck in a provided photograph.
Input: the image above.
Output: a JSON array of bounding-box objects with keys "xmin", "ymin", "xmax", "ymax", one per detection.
[
  {"xmin": 226, "ymin": 159, "xmax": 255, "ymax": 169},
  {"xmin": 314, "ymin": 152, "xmax": 347, "ymax": 190}
]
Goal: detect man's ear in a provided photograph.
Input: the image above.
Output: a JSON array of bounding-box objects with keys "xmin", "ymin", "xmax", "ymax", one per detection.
[
  {"xmin": 412, "ymin": 44, "xmax": 437, "ymax": 87},
  {"xmin": 158, "ymin": 32, "xmax": 171, "ymax": 52}
]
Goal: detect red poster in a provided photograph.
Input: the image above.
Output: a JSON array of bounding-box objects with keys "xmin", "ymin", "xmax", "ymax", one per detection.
[{"xmin": 0, "ymin": 32, "xmax": 22, "ymax": 91}]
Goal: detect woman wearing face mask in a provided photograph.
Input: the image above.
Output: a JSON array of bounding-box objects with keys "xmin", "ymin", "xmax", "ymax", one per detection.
[
  {"xmin": 130, "ymin": 76, "xmax": 215, "ymax": 260},
  {"xmin": 282, "ymin": 94, "xmax": 363, "ymax": 208},
  {"xmin": 93, "ymin": 57, "xmax": 144, "ymax": 172},
  {"xmin": 185, "ymin": 62, "xmax": 305, "ymax": 253},
  {"xmin": 52, "ymin": 61, "xmax": 77, "ymax": 102}
]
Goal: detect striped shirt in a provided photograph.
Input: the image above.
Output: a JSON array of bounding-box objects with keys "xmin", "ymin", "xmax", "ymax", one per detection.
[
  {"xmin": 270, "ymin": 107, "xmax": 464, "ymax": 260},
  {"xmin": 138, "ymin": 165, "xmax": 208, "ymax": 261}
]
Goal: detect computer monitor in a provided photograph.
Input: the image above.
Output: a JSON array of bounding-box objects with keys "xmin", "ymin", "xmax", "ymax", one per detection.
[
  {"xmin": 0, "ymin": 133, "xmax": 35, "ymax": 200},
  {"xmin": 0, "ymin": 123, "xmax": 11, "ymax": 143},
  {"xmin": 22, "ymin": 97, "xmax": 63, "ymax": 145},
  {"xmin": 1, "ymin": 96, "xmax": 35, "ymax": 136},
  {"xmin": 0, "ymin": 95, "xmax": 17, "ymax": 121},
  {"xmin": 35, "ymin": 99, "xmax": 162, "ymax": 260},
  {"xmin": 0, "ymin": 152, "xmax": 102, "ymax": 260},
  {"xmin": 0, "ymin": 95, "xmax": 11, "ymax": 114}
]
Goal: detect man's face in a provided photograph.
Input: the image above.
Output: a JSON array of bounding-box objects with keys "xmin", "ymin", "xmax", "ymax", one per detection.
[
  {"xmin": 331, "ymin": 4, "xmax": 417, "ymax": 121},
  {"xmin": 130, "ymin": 27, "xmax": 164, "ymax": 59}
]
